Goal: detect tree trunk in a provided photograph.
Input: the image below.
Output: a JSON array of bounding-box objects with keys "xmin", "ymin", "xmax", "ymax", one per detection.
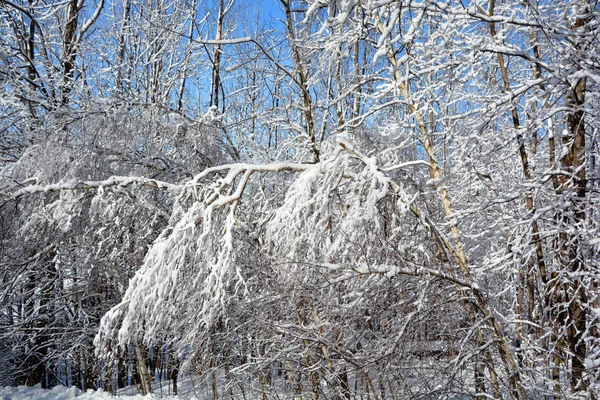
[
  {"xmin": 555, "ymin": 1, "xmax": 589, "ymax": 391},
  {"xmin": 171, "ymin": 359, "xmax": 179, "ymax": 396},
  {"xmin": 280, "ymin": 0, "xmax": 320, "ymax": 162},
  {"xmin": 134, "ymin": 344, "xmax": 152, "ymax": 395}
]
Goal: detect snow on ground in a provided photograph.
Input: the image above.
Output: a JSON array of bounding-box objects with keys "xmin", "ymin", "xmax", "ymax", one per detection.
[
  {"xmin": 0, "ymin": 385, "xmax": 122, "ymax": 400},
  {"xmin": 0, "ymin": 376, "xmax": 199, "ymax": 400}
]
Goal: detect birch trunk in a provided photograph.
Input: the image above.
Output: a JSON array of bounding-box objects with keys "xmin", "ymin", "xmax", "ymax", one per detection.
[{"xmin": 134, "ymin": 344, "xmax": 152, "ymax": 395}]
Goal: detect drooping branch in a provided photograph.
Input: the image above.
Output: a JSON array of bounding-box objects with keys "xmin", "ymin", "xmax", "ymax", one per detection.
[{"xmin": 5, "ymin": 176, "xmax": 176, "ymax": 203}]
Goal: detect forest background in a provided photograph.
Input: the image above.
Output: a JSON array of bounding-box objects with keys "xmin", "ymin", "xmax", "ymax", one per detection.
[{"xmin": 0, "ymin": 0, "xmax": 599, "ymax": 398}]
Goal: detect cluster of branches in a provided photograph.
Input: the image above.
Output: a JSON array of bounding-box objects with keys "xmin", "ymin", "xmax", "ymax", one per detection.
[{"xmin": 1, "ymin": 0, "xmax": 599, "ymax": 398}]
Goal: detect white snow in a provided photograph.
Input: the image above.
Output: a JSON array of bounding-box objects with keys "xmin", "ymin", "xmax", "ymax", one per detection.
[
  {"xmin": 0, "ymin": 385, "xmax": 183, "ymax": 400},
  {"xmin": 585, "ymin": 358, "xmax": 600, "ymax": 369},
  {"xmin": 0, "ymin": 376, "xmax": 199, "ymax": 400}
]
